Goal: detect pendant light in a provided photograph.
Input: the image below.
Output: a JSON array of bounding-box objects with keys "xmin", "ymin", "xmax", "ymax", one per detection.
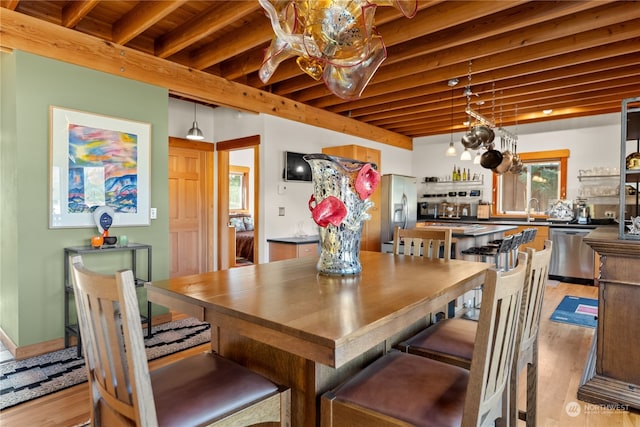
[
  {"xmin": 445, "ymin": 79, "xmax": 458, "ymax": 156},
  {"xmin": 460, "ymin": 148, "xmax": 472, "ymax": 161},
  {"xmin": 186, "ymin": 103, "xmax": 204, "ymax": 140}
]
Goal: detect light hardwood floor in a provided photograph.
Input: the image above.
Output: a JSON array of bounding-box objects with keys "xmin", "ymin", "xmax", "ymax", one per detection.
[{"xmin": 1, "ymin": 282, "xmax": 638, "ymax": 426}]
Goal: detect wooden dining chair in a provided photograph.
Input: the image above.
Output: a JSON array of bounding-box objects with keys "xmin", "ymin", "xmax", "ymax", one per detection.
[
  {"xmin": 392, "ymin": 225, "xmax": 452, "ymax": 259},
  {"xmin": 321, "ymin": 253, "xmax": 528, "ymax": 427},
  {"xmin": 69, "ymin": 254, "xmax": 290, "ymax": 427},
  {"xmin": 393, "ymin": 225, "xmax": 453, "ymax": 323},
  {"xmin": 396, "ymin": 241, "xmax": 553, "ymax": 426}
]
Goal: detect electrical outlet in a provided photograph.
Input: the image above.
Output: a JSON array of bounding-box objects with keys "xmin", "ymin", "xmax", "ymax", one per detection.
[
  {"xmin": 605, "ymin": 211, "xmax": 615, "ymax": 218},
  {"xmin": 278, "ymin": 207, "xmax": 285, "ymax": 216},
  {"xmin": 150, "ymin": 208, "xmax": 157, "ymax": 219}
]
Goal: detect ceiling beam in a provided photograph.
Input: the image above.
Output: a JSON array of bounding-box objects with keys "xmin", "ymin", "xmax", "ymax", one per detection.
[
  {"xmin": 300, "ymin": 11, "xmax": 640, "ymax": 106},
  {"xmin": 0, "ymin": 8, "xmax": 411, "ymax": 149},
  {"xmin": 112, "ymin": 0, "xmax": 187, "ymax": 46},
  {"xmin": 155, "ymin": 1, "xmax": 259, "ymax": 59},
  {"xmin": 61, "ymin": 0, "xmax": 98, "ymax": 28}
]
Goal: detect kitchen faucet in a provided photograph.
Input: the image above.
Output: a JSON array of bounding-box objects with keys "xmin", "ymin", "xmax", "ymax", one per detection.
[{"xmin": 527, "ymin": 198, "xmax": 539, "ymax": 222}]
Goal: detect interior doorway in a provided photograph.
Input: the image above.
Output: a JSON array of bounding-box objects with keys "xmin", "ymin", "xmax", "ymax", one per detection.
[{"xmin": 217, "ymin": 135, "xmax": 261, "ymax": 269}]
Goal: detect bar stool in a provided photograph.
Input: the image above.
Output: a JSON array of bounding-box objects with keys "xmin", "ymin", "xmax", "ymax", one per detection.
[
  {"xmin": 507, "ymin": 232, "xmax": 524, "ymax": 270},
  {"xmin": 460, "ymin": 235, "xmax": 515, "ymax": 320}
]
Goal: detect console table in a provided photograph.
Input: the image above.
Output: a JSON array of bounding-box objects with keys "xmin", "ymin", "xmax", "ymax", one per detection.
[{"xmin": 64, "ymin": 243, "xmax": 153, "ymax": 356}]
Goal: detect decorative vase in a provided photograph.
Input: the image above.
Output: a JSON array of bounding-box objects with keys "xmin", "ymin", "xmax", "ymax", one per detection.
[{"xmin": 304, "ymin": 153, "xmax": 380, "ymax": 275}]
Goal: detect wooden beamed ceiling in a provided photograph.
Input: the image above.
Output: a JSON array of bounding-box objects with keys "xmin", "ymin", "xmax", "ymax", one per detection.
[{"xmin": 1, "ymin": 0, "xmax": 639, "ymax": 148}]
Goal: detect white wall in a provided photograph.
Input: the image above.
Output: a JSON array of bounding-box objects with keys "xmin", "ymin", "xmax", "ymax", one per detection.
[
  {"xmin": 168, "ymin": 98, "xmax": 413, "ymax": 263},
  {"xmin": 260, "ymin": 114, "xmax": 413, "ymax": 256},
  {"xmin": 169, "ymin": 97, "xmax": 623, "ymax": 264},
  {"xmin": 412, "ymin": 113, "xmax": 621, "ymax": 202}
]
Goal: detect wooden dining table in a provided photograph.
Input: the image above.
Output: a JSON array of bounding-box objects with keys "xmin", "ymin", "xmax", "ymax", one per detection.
[{"xmin": 146, "ymin": 251, "xmax": 490, "ymax": 426}]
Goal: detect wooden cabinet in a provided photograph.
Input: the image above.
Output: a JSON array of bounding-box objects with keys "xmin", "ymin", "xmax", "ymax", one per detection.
[
  {"xmin": 504, "ymin": 225, "xmax": 549, "ymax": 251},
  {"xmin": 579, "ymin": 228, "xmax": 640, "ymax": 410},
  {"xmin": 322, "ymin": 144, "xmax": 382, "ymax": 252},
  {"xmin": 268, "ymin": 238, "xmax": 319, "ymax": 261}
]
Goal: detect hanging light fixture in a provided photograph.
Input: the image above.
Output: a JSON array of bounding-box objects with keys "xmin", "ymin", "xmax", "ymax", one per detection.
[
  {"xmin": 259, "ymin": 0, "xmax": 417, "ymax": 100},
  {"xmin": 186, "ymin": 103, "xmax": 204, "ymax": 140},
  {"xmin": 460, "ymin": 148, "xmax": 472, "ymax": 161},
  {"xmin": 445, "ymin": 78, "xmax": 458, "ymax": 157}
]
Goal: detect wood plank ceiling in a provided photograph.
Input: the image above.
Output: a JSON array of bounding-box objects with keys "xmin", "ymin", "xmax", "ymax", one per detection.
[{"xmin": 2, "ymin": 0, "xmax": 639, "ymax": 146}]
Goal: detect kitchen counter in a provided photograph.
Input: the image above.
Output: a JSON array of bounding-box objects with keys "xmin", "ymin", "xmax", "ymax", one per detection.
[
  {"xmin": 418, "ymin": 223, "xmax": 518, "ymax": 236},
  {"xmin": 266, "ymin": 236, "xmax": 320, "ymax": 244},
  {"xmin": 418, "ymin": 217, "xmax": 616, "ymax": 230},
  {"xmin": 267, "ymin": 236, "xmax": 320, "ymax": 262},
  {"xmin": 383, "ymin": 223, "xmax": 517, "ymax": 258}
]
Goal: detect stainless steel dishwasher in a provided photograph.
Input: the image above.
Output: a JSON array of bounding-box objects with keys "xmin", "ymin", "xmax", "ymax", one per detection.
[{"xmin": 549, "ymin": 227, "xmax": 595, "ymax": 285}]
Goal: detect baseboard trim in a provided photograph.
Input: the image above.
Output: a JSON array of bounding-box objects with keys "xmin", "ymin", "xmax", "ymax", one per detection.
[{"xmin": 1, "ymin": 312, "xmax": 173, "ymax": 361}]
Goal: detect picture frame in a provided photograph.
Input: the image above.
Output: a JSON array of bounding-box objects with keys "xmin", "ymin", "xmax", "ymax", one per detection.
[{"xmin": 49, "ymin": 106, "xmax": 151, "ymax": 228}]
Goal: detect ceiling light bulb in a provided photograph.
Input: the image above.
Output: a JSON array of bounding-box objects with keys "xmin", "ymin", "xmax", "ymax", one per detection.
[
  {"xmin": 543, "ymin": 109, "xmax": 553, "ymax": 115},
  {"xmin": 446, "ymin": 141, "xmax": 457, "ymax": 157},
  {"xmin": 473, "ymin": 152, "xmax": 481, "ymax": 164}
]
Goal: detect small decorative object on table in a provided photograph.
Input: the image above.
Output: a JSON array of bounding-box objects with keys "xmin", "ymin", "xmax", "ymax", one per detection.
[
  {"xmin": 92, "ymin": 206, "xmax": 117, "ymax": 246},
  {"xmin": 627, "ymin": 216, "xmax": 640, "ymax": 235},
  {"xmin": 90, "ymin": 235, "xmax": 103, "ymax": 249},
  {"xmin": 304, "ymin": 153, "xmax": 380, "ymax": 275}
]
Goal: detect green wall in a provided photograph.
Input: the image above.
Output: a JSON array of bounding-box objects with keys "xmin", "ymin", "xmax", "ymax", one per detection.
[{"xmin": 0, "ymin": 51, "xmax": 170, "ymax": 347}]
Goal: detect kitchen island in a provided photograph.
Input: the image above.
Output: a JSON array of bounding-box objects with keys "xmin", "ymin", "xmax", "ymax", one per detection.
[{"xmin": 382, "ymin": 223, "xmax": 518, "ymax": 258}]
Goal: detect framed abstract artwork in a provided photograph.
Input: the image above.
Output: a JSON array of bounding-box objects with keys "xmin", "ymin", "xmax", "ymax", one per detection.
[{"xmin": 49, "ymin": 106, "xmax": 151, "ymax": 228}]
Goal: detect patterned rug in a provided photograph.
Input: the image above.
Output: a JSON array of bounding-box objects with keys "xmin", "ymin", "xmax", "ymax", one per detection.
[
  {"xmin": 0, "ymin": 318, "xmax": 210, "ymax": 410},
  {"xmin": 550, "ymin": 295, "xmax": 598, "ymax": 328}
]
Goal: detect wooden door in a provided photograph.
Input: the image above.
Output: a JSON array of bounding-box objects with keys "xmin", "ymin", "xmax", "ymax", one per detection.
[{"xmin": 168, "ymin": 138, "xmax": 214, "ymax": 277}]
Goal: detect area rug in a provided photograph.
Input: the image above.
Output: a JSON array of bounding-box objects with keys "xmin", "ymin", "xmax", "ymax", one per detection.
[
  {"xmin": 0, "ymin": 318, "xmax": 210, "ymax": 410},
  {"xmin": 550, "ymin": 295, "xmax": 598, "ymax": 328}
]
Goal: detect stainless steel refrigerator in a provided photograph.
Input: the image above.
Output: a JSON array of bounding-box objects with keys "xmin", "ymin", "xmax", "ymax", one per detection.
[{"xmin": 380, "ymin": 174, "xmax": 417, "ymax": 245}]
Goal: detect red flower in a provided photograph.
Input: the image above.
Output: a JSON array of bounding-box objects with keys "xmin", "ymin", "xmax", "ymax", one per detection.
[
  {"xmin": 308, "ymin": 195, "xmax": 347, "ymax": 227},
  {"xmin": 355, "ymin": 163, "xmax": 380, "ymax": 200}
]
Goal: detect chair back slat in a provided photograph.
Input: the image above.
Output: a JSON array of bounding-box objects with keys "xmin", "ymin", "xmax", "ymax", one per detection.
[
  {"xmin": 393, "ymin": 226, "xmax": 452, "ymax": 260},
  {"xmin": 520, "ymin": 241, "xmax": 553, "ymax": 354},
  {"xmin": 463, "ymin": 251, "xmax": 527, "ymax": 427},
  {"xmin": 70, "ymin": 255, "xmax": 158, "ymax": 426}
]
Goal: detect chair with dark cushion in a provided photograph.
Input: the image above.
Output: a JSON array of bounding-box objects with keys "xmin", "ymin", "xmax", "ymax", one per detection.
[
  {"xmin": 396, "ymin": 241, "xmax": 553, "ymax": 426},
  {"xmin": 320, "ymin": 252, "xmax": 528, "ymax": 427},
  {"xmin": 69, "ymin": 254, "xmax": 290, "ymax": 427}
]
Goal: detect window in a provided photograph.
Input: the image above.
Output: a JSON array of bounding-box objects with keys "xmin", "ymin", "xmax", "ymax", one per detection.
[
  {"xmin": 229, "ymin": 165, "xmax": 250, "ymax": 212},
  {"xmin": 493, "ymin": 149, "xmax": 568, "ymax": 215}
]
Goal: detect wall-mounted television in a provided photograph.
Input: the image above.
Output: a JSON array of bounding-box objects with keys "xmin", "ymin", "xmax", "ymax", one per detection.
[{"xmin": 284, "ymin": 151, "xmax": 312, "ymax": 182}]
